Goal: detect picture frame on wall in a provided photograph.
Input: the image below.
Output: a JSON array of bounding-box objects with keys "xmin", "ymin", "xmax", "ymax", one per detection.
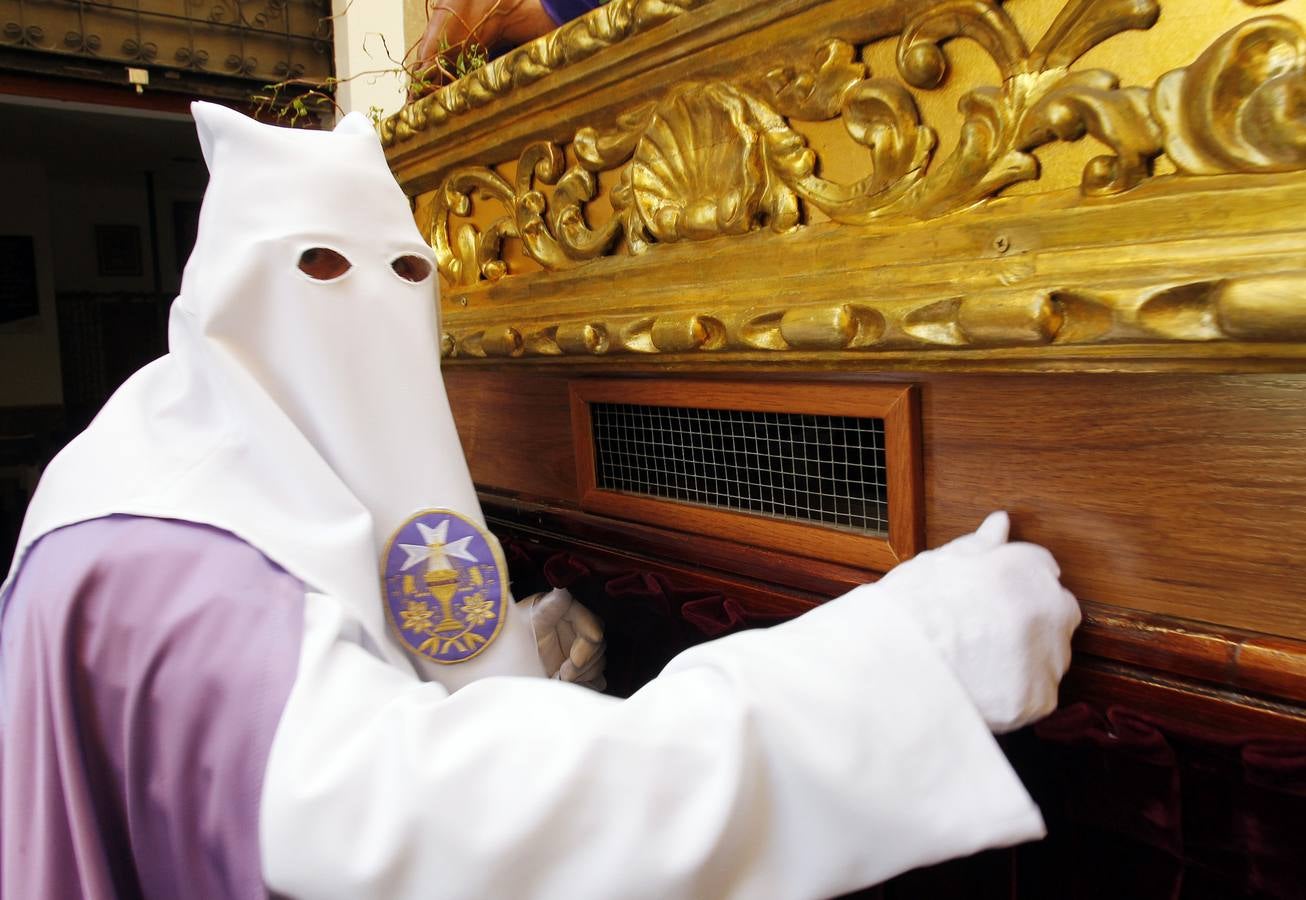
[
  {"xmin": 95, "ymin": 224, "xmax": 143, "ymax": 277},
  {"xmin": 0, "ymin": 235, "xmax": 40, "ymax": 325}
]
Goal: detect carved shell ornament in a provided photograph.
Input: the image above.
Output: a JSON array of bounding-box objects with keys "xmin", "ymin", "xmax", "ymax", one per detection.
[
  {"xmin": 624, "ymin": 84, "xmax": 769, "ymax": 245},
  {"xmin": 426, "ymin": 1, "xmax": 1306, "ymax": 291}
]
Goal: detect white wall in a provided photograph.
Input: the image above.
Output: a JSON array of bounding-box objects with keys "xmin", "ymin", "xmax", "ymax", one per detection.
[
  {"xmin": 0, "ymin": 157, "xmax": 62, "ymax": 407},
  {"xmin": 332, "ymin": 0, "xmax": 409, "ymax": 119}
]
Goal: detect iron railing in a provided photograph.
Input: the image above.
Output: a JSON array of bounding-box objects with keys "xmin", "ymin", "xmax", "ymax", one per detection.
[{"xmin": 2, "ymin": 0, "xmax": 332, "ymax": 100}]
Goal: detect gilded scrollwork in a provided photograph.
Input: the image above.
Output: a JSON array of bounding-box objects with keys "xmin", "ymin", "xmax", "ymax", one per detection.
[
  {"xmin": 420, "ymin": 1, "xmax": 1306, "ymax": 289},
  {"xmin": 441, "ymin": 271, "xmax": 1306, "ymax": 359},
  {"xmin": 427, "ymin": 0, "xmax": 1230, "ymax": 284},
  {"xmin": 1151, "ymin": 15, "xmax": 1306, "ymax": 175}
]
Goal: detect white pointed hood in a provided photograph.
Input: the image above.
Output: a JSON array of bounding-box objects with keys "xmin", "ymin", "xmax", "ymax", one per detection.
[{"xmin": 4, "ymin": 103, "xmax": 543, "ymax": 687}]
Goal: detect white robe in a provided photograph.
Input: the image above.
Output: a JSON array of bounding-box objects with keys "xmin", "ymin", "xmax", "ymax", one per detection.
[{"xmin": 3, "ymin": 103, "xmax": 1044, "ymax": 899}]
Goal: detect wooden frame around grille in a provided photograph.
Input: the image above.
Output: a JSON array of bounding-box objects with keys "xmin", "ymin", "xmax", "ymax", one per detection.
[{"xmin": 569, "ymin": 379, "xmax": 921, "ymax": 573}]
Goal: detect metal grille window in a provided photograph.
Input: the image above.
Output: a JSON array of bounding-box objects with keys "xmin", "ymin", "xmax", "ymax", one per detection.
[{"xmin": 591, "ymin": 402, "xmax": 888, "ymax": 535}]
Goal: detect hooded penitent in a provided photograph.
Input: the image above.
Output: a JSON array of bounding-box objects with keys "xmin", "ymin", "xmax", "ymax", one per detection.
[
  {"xmin": 4, "ymin": 102, "xmax": 543, "ymax": 689},
  {"xmin": 0, "ymin": 104, "xmax": 1065, "ymax": 900}
]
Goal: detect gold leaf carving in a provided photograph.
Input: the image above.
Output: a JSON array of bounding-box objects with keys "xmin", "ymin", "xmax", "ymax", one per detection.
[
  {"xmin": 523, "ymin": 327, "xmax": 564, "ymax": 356},
  {"xmin": 1049, "ymin": 291, "xmax": 1116, "ymax": 344},
  {"xmin": 481, "ymin": 325, "xmax": 525, "ymax": 357},
  {"xmin": 958, "ymin": 294, "xmax": 1063, "ymax": 345},
  {"xmin": 1028, "ymin": 0, "xmax": 1160, "ymax": 71},
  {"xmin": 901, "ymin": 298, "xmax": 966, "ymax": 346},
  {"xmin": 895, "ymin": 1, "xmax": 1031, "ymax": 89},
  {"xmin": 455, "ymin": 331, "xmax": 485, "ymax": 358},
  {"xmin": 779, "ymin": 306, "xmax": 859, "ymax": 350},
  {"xmin": 618, "ymin": 317, "xmax": 657, "ymax": 354},
  {"xmin": 650, "ymin": 314, "xmax": 726, "ymax": 352},
  {"xmin": 556, "ymin": 322, "xmax": 611, "ymax": 355},
  {"xmin": 1216, "ymin": 275, "xmax": 1306, "ymax": 340},
  {"xmin": 1152, "ymin": 16, "xmax": 1306, "ymax": 174},
  {"xmin": 1015, "ymin": 71, "xmax": 1161, "ymax": 195},
  {"xmin": 731, "ymin": 310, "xmax": 787, "ymax": 351},
  {"xmin": 1136, "ymin": 282, "xmax": 1223, "ymax": 341},
  {"xmin": 428, "ymin": 169, "xmax": 515, "ymax": 286},
  {"xmin": 879, "ymin": 0, "xmax": 1162, "ymax": 217},
  {"xmin": 628, "ymin": 84, "xmax": 767, "ymax": 243},
  {"xmin": 424, "ymin": 2, "xmax": 1306, "ymax": 287},
  {"xmin": 760, "ymin": 40, "xmax": 866, "ymax": 120},
  {"xmin": 772, "ymin": 74, "xmax": 935, "ymax": 223}
]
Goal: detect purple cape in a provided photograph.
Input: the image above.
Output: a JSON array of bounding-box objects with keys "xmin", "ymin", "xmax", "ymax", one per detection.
[{"xmin": 1, "ymin": 516, "xmax": 304, "ymax": 899}]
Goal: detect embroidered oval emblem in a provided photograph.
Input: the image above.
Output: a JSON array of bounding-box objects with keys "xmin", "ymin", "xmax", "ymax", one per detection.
[{"xmin": 381, "ymin": 509, "xmax": 508, "ymax": 664}]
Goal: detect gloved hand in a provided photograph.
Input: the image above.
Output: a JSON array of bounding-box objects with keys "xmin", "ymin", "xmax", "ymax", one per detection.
[
  {"xmin": 875, "ymin": 511, "xmax": 1080, "ymax": 733},
  {"xmin": 527, "ymin": 587, "xmax": 606, "ymax": 691}
]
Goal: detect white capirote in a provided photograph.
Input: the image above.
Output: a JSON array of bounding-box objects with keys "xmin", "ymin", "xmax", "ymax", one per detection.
[{"xmin": 5, "ymin": 102, "xmax": 542, "ymax": 689}]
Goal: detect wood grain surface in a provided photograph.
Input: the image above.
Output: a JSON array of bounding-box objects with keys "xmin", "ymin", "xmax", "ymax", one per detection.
[
  {"xmin": 485, "ymin": 497, "xmax": 1306, "ymax": 733},
  {"xmin": 446, "ymin": 369, "xmax": 1306, "ymax": 640},
  {"xmin": 920, "ymin": 373, "xmax": 1306, "ymax": 641},
  {"xmin": 1063, "ymin": 665, "xmax": 1306, "ymax": 737}
]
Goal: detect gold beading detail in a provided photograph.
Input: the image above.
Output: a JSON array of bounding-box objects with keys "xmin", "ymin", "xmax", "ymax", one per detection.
[{"xmin": 442, "ymin": 272, "xmax": 1306, "ymax": 358}]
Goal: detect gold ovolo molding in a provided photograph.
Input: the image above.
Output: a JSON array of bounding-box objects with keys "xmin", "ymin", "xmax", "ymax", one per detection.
[
  {"xmin": 441, "ymin": 272, "xmax": 1306, "ymax": 359},
  {"xmin": 424, "ymin": 2, "xmax": 1306, "ymax": 288}
]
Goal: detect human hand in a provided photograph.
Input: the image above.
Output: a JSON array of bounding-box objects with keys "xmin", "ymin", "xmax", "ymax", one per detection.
[
  {"xmin": 528, "ymin": 587, "xmax": 607, "ymax": 690},
  {"xmin": 414, "ymin": 0, "xmax": 556, "ymax": 84},
  {"xmin": 875, "ymin": 512, "xmax": 1080, "ymax": 733}
]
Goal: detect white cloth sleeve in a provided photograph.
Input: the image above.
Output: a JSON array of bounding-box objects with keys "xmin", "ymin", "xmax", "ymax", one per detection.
[{"xmin": 260, "ymin": 587, "xmax": 1045, "ymax": 900}]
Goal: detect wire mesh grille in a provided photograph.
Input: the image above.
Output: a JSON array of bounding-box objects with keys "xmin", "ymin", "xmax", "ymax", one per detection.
[{"xmin": 591, "ymin": 403, "xmax": 888, "ymax": 535}]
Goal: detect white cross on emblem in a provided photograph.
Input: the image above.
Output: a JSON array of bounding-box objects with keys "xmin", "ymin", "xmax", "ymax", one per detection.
[{"xmin": 398, "ymin": 519, "xmax": 478, "ymax": 573}]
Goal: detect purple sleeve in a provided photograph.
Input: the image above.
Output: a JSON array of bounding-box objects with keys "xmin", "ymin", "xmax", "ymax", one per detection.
[
  {"xmin": 1, "ymin": 515, "xmax": 305, "ymax": 899},
  {"xmin": 540, "ymin": 0, "xmax": 602, "ymax": 26}
]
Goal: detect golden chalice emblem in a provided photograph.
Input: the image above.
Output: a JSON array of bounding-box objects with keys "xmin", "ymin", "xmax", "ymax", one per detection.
[
  {"xmin": 390, "ymin": 516, "xmax": 501, "ymax": 659},
  {"xmin": 425, "ymin": 564, "xmax": 464, "ymax": 635}
]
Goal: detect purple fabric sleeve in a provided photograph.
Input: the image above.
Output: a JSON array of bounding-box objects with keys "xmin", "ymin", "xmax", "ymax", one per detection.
[
  {"xmin": 540, "ymin": 0, "xmax": 602, "ymax": 26},
  {"xmin": 1, "ymin": 515, "xmax": 305, "ymax": 899}
]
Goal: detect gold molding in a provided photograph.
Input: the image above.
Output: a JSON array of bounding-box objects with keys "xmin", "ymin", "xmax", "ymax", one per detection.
[
  {"xmin": 443, "ymin": 272, "xmax": 1306, "ymax": 360},
  {"xmin": 379, "ymin": 0, "xmax": 709, "ymax": 148},
  {"xmin": 423, "ymin": 4, "xmax": 1305, "ymax": 289},
  {"xmin": 382, "ymin": 0, "xmax": 1306, "ymax": 370},
  {"xmin": 431, "ymin": 159, "xmax": 1306, "ymax": 368}
]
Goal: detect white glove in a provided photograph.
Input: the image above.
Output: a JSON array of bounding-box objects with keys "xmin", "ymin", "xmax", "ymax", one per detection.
[
  {"xmin": 874, "ymin": 511, "xmax": 1081, "ymax": 733},
  {"xmin": 528, "ymin": 587, "xmax": 607, "ymax": 691}
]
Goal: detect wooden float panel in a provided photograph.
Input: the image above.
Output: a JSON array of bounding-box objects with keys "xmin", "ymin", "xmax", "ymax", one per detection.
[{"xmin": 446, "ymin": 368, "xmax": 1306, "ymax": 641}]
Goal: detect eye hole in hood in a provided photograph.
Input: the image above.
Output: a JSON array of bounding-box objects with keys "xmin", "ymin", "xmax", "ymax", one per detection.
[
  {"xmin": 298, "ymin": 247, "xmax": 352, "ymax": 281},
  {"xmin": 391, "ymin": 254, "xmax": 433, "ymax": 283}
]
